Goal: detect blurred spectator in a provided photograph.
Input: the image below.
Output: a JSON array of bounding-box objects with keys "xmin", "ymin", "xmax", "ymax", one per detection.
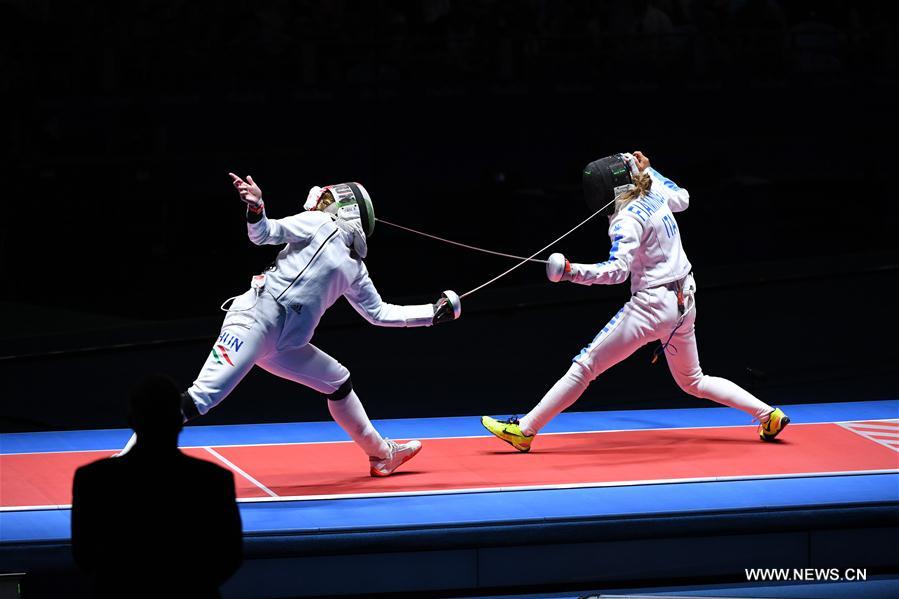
[{"xmin": 71, "ymin": 375, "xmax": 242, "ymax": 598}]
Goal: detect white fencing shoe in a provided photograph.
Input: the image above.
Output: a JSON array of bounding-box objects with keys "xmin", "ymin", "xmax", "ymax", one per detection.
[{"xmin": 369, "ymin": 439, "xmax": 422, "ymax": 477}]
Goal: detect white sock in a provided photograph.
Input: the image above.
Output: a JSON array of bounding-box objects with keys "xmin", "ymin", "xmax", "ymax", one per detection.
[
  {"xmin": 328, "ymin": 390, "xmax": 390, "ymax": 458},
  {"xmin": 518, "ymin": 363, "xmax": 591, "ymax": 436}
]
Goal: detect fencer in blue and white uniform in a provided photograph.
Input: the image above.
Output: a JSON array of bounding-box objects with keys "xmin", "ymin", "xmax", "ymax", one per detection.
[
  {"xmin": 482, "ymin": 151, "xmax": 789, "ymax": 451},
  {"xmin": 119, "ymin": 176, "xmax": 461, "ymax": 476}
]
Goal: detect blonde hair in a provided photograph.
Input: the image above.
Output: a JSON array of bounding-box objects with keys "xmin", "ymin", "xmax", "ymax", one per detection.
[{"xmin": 614, "ymin": 172, "xmax": 652, "ymax": 214}]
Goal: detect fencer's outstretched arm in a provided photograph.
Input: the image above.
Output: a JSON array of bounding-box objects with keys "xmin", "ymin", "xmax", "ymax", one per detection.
[
  {"xmin": 344, "ymin": 263, "xmax": 437, "ymax": 327},
  {"xmin": 547, "ymin": 218, "xmax": 642, "ymax": 286}
]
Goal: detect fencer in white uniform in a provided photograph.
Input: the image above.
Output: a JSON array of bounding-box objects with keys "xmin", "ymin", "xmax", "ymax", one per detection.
[
  {"xmin": 482, "ymin": 151, "xmax": 789, "ymax": 451},
  {"xmin": 119, "ymin": 175, "xmax": 461, "ymax": 476}
]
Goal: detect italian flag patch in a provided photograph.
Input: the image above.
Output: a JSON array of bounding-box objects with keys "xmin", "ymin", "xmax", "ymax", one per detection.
[{"xmin": 211, "ymin": 345, "xmax": 235, "ymax": 367}]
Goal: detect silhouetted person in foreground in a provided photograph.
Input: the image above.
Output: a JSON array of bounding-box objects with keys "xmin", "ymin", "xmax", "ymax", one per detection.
[{"xmin": 72, "ymin": 375, "xmax": 242, "ymax": 598}]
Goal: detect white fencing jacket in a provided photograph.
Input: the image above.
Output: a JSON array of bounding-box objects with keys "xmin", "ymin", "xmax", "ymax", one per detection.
[
  {"xmin": 248, "ymin": 210, "xmax": 434, "ymax": 348},
  {"xmin": 568, "ymin": 167, "xmax": 692, "ymax": 293}
]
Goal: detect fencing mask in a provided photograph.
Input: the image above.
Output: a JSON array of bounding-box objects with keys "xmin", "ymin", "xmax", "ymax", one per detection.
[
  {"xmin": 308, "ymin": 182, "xmax": 376, "ymax": 238},
  {"xmin": 582, "ymin": 153, "xmax": 640, "ymax": 215}
]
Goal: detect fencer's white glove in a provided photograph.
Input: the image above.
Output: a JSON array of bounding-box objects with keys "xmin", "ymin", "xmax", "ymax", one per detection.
[
  {"xmin": 632, "ymin": 150, "xmax": 650, "ymax": 172},
  {"xmin": 304, "ymin": 186, "xmax": 323, "ymax": 211},
  {"xmin": 433, "ymin": 290, "xmax": 462, "ymax": 325},
  {"xmin": 546, "ymin": 253, "xmax": 572, "ymax": 283},
  {"xmin": 229, "ymin": 172, "xmax": 264, "ymax": 215},
  {"xmin": 621, "ymin": 153, "xmax": 640, "ymax": 178}
]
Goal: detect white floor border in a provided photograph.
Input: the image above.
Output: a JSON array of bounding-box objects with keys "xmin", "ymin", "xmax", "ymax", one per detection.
[
  {"xmin": 5, "ymin": 417, "xmax": 899, "ymax": 456},
  {"xmin": 4, "ymin": 468, "xmax": 897, "ymax": 512}
]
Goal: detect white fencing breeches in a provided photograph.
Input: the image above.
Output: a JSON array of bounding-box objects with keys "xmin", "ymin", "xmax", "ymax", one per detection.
[
  {"xmin": 519, "ymin": 282, "xmax": 773, "ymax": 436},
  {"xmin": 187, "ymin": 291, "xmax": 350, "ymax": 413},
  {"xmin": 184, "ymin": 289, "xmax": 388, "ymax": 457}
]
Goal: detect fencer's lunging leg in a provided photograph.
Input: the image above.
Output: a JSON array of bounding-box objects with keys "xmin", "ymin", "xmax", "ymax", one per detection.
[
  {"xmin": 518, "ymin": 363, "xmax": 591, "ymax": 436},
  {"xmin": 519, "ymin": 296, "xmax": 659, "ymax": 436},
  {"xmin": 665, "ymin": 319, "xmax": 773, "ymax": 421},
  {"xmin": 188, "ymin": 290, "xmax": 271, "ymax": 416},
  {"xmin": 258, "ymin": 344, "xmax": 391, "ymax": 458},
  {"xmin": 327, "ymin": 387, "xmax": 391, "ymax": 458},
  {"xmin": 117, "ymin": 293, "xmax": 266, "ymax": 456}
]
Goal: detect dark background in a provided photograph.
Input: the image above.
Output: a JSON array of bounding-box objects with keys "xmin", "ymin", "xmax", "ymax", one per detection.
[{"xmin": 2, "ymin": 0, "xmax": 897, "ymax": 432}]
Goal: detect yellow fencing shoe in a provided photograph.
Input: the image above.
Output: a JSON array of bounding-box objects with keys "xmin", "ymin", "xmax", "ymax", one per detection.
[
  {"xmin": 759, "ymin": 407, "xmax": 790, "ymax": 441},
  {"xmin": 481, "ymin": 416, "xmax": 534, "ymax": 452}
]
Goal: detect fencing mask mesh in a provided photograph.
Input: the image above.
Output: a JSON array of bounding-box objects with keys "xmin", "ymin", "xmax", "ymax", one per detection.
[{"xmin": 319, "ymin": 182, "xmax": 375, "ymax": 238}]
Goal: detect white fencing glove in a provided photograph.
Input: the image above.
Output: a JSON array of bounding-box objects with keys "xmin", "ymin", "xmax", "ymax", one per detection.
[{"xmin": 546, "ymin": 253, "xmax": 572, "ymax": 283}]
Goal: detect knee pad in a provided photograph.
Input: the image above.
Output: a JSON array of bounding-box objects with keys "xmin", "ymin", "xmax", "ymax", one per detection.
[
  {"xmin": 326, "ymin": 377, "xmax": 353, "ymax": 401},
  {"xmin": 180, "ymin": 391, "xmax": 200, "ymax": 421}
]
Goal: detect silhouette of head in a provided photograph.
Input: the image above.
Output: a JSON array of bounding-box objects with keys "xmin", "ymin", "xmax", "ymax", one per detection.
[{"xmin": 128, "ymin": 375, "xmax": 183, "ymax": 446}]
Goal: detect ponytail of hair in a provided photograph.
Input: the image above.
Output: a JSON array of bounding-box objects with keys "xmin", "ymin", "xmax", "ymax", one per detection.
[{"xmin": 614, "ymin": 172, "xmax": 652, "ymax": 214}]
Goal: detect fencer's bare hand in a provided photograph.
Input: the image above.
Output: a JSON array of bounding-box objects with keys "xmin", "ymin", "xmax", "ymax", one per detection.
[
  {"xmin": 228, "ymin": 172, "xmax": 263, "ymax": 210},
  {"xmin": 633, "ymin": 151, "xmax": 650, "ymax": 172}
]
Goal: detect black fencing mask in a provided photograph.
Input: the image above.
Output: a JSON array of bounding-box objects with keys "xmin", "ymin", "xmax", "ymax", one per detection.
[{"xmin": 582, "ymin": 153, "xmax": 638, "ymax": 215}]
